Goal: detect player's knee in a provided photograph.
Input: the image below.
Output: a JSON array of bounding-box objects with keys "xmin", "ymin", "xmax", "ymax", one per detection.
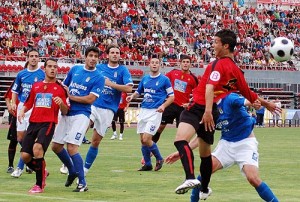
[
  {"xmin": 33, "ymin": 143, "xmax": 44, "ymax": 158},
  {"xmin": 51, "ymin": 142, "xmax": 62, "ymax": 153},
  {"xmin": 21, "ymin": 152, "xmax": 31, "ymax": 163},
  {"xmin": 246, "ymin": 174, "xmax": 262, "ymax": 187}
]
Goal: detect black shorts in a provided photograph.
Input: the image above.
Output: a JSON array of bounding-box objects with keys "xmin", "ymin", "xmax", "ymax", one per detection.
[
  {"xmin": 21, "ymin": 122, "xmax": 56, "ymax": 156},
  {"xmin": 179, "ymin": 103, "xmax": 219, "ymax": 145},
  {"xmin": 113, "ymin": 108, "xmax": 125, "ymax": 123},
  {"xmin": 7, "ymin": 114, "xmax": 17, "ymax": 141},
  {"xmin": 161, "ymin": 103, "xmax": 184, "ymax": 127}
]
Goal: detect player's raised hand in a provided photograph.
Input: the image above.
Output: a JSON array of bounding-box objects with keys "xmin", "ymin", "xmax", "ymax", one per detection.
[
  {"xmin": 266, "ymin": 101, "xmax": 282, "ymax": 114},
  {"xmin": 165, "ymin": 151, "xmax": 180, "ymax": 164}
]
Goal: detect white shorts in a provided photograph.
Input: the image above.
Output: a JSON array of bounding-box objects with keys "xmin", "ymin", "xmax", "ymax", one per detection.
[
  {"xmin": 52, "ymin": 114, "xmax": 90, "ymax": 146},
  {"xmin": 212, "ymin": 137, "xmax": 259, "ymax": 175},
  {"xmin": 17, "ymin": 102, "xmax": 32, "ymax": 132},
  {"xmin": 90, "ymin": 105, "xmax": 114, "ymax": 137},
  {"xmin": 137, "ymin": 108, "xmax": 162, "ymax": 135}
]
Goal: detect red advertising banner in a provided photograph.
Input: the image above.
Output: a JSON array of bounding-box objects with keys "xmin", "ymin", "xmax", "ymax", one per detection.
[{"xmin": 257, "ymin": 0, "xmax": 300, "ymax": 6}]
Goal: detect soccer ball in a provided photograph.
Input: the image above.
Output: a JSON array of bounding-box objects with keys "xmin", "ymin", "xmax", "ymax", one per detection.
[{"xmin": 269, "ymin": 37, "xmax": 294, "ymax": 62}]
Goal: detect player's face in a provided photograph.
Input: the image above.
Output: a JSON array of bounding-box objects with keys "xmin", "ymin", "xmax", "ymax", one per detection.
[
  {"xmin": 27, "ymin": 51, "xmax": 39, "ymax": 68},
  {"xmin": 85, "ymin": 51, "xmax": 99, "ymax": 69},
  {"xmin": 180, "ymin": 59, "xmax": 191, "ymax": 72},
  {"xmin": 212, "ymin": 36, "xmax": 226, "ymax": 58},
  {"xmin": 149, "ymin": 58, "xmax": 160, "ymax": 74},
  {"xmin": 108, "ymin": 48, "xmax": 120, "ymax": 65},
  {"xmin": 44, "ymin": 60, "xmax": 58, "ymax": 80}
]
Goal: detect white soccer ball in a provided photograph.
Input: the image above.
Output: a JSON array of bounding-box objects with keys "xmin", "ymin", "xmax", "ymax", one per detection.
[{"xmin": 269, "ymin": 37, "xmax": 294, "ymax": 62}]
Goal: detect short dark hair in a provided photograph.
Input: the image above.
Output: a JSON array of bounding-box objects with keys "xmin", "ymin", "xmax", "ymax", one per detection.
[
  {"xmin": 44, "ymin": 58, "xmax": 57, "ymax": 68},
  {"xmin": 215, "ymin": 29, "xmax": 237, "ymax": 52},
  {"xmin": 106, "ymin": 44, "xmax": 120, "ymax": 54},
  {"xmin": 180, "ymin": 54, "xmax": 191, "ymax": 62},
  {"xmin": 27, "ymin": 48, "xmax": 39, "ymax": 57},
  {"xmin": 85, "ymin": 46, "xmax": 100, "ymax": 57}
]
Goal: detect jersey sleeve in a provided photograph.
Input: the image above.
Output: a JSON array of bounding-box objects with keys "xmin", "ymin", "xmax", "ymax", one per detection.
[
  {"xmin": 235, "ymin": 69, "xmax": 258, "ymax": 103},
  {"xmin": 136, "ymin": 77, "xmax": 145, "ymax": 95},
  {"xmin": 63, "ymin": 66, "xmax": 75, "ymax": 87},
  {"xmin": 23, "ymin": 83, "xmax": 36, "ymax": 110},
  {"xmin": 90, "ymin": 74, "xmax": 105, "ymax": 97},
  {"xmin": 230, "ymin": 93, "xmax": 246, "ymax": 109},
  {"xmin": 165, "ymin": 77, "xmax": 174, "ymax": 97},
  {"xmin": 122, "ymin": 67, "xmax": 134, "ymax": 86},
  {"xmin": 11, "ymin": 73, "xmax": 22, "ymax": 94}
]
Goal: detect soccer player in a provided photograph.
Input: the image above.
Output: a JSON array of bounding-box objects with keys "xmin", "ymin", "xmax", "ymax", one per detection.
[
  {"xmin": 173, "ymin": 29, "xmax": 280, "ymax": 196},
  {"xmin": 166, "ymin": 93, "xmax": 279, "ymax": 202},
  {"xmin": 51, "ymin": 46, "xmax": 105, "ymax": 192},
  {"xmin": 11, "ymin": 49, "xmax": 45, "ymax": 178},
  {"xmin": 18, "ymin": 58, "xmax": 69, "ymax": 193},
  {"xmin": 152, "ymin": 54, "xmax": 198, "ymax": 143},
  {"xmin": 4, "ymin": 81, "xmax": 18, "ymax": 173},
  {"xmin": 127, "ymin": 57, "xmax": 174, "ymax": 171},
  {"xmin": 83, "ymin": 44, "xmax": 133, "ymax": 177},
  {"xmin": 110, "ymin": 92, "xmax": 130, "ymax": 141}
]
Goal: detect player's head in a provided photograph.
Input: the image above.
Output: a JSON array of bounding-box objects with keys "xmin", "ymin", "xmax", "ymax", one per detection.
[
  {"xmin": 43, "ymin": 58, "xmax": 58, "ymax": 81},
  {"xmin": 180, "ymin": 54, "xmax": 191, "ymax": 72},
  {"xmin": 27, "ymin": 48, "xmax": 39, "ymax": 69},
  {"xmin": 213, "ymin": 29, "xmax": 237, "ymax": 57},
  {"xmin": 106, "ymin": 44, "xmax": 120, "ymax": 65},
  {"xmin": 85, "ymin": 46, "xmax": 100, "ymax": 69},
  {"xmin": 149, "ymin": 56, "xmax": 161, "ymax": 75}
]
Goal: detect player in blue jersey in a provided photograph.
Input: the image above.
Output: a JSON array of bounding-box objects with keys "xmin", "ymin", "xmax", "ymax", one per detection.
[
  {"xmin": 165, "ymin": 93, "xmax": 278, "ymax": 201},
  {"xmin": 10, "ymin": 49, "xmax": 45, "ymax": 178},
  {"xmin": 51, "ymin": 46, "xmax": 105, "ymax": 192},
  {"xmin": 83, "ymin": 44, "xmax": 133, "ymax": 177},
  {"xmin": 127, "ymin": 57, "xmax": 174, "ymax": 171}
]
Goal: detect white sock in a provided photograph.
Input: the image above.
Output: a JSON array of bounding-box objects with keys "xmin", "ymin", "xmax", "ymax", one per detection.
[
  {"xmin": 113, "ymin": 131, "xmax": 117, "ymax": 136},
  {"xmin": 120, "ymin": 134, "xmax": 123, "ymax": 137}
]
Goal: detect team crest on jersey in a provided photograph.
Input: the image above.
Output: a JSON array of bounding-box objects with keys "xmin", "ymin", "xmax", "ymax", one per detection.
[
  {"xmin": 218, "ymin": 107, "xmax": 223, "ymax": 114},
  {"xmin": 86, "ymin": 77, "xmax": 90, "ymax": 82},
  {"xmin": 114, "ymin": 71, "xmax": 118, "ymax": 78},
  {"xmin": 210, "ymin": 71, "xmax": 220, "ymax": 81},
  {"xmin": 156, "ymin": 81, "xmax": 159, "ymax": 86},
  {"xmin": 54, "ymin": 87, "xmax": 57, "ymax": 90},
  {"xmin": 34, "ymin": 77, "xmax": 38, "ymax": 82}
]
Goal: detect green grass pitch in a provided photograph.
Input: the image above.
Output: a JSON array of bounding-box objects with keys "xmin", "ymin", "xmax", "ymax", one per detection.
[{"xmin": 0, "ymin": 126, "xmax": 299, "ymax": 202}]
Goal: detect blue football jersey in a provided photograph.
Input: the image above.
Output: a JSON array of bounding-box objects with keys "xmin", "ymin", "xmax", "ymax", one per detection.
[
  {"xmin": 136, "ymin": 73, "xmax": 174, "ymax": 109},
  {"xmin": 12, "ymin": 68, "xmax": 45, "ymax": 103},
  {"xmin": 94, "ymin": 64, "xmax": 133, "ymax": 113},
  {"xmin": 63, "ymin": 65, "xmax": 105, "ymax": 117},
  {"xmin": 216, "ymin": 93, "xmax": 256, "ymax": 142}
]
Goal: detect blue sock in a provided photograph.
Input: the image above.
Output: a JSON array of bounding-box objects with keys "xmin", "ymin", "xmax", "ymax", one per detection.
[
  {"xmin": 71, "ymin": 153, "xmax": 86, "ymax": 186},
  {"xmin": 17, "ymin": 157, "xmax": 25, "ymax": 170},
  {"xmin": 190, "ymin": 175, "xmax": 202, "ymax": 202},
  {"xmin": 84, "ymin": 146, "xmax": 98, "ymax": 169},
  {"xmin": 56, "ymin": 148, "xmax": 76, "ymax": 175},
  {"xmin": 256, "ymin": 182, "xmax": 278, "ymax": 202},
  {"xmin": 141, "ymin": 145, "xmax": 151, "ymax": 166},
  {"xmin": 149, "ymin": 143, "xmax": 163, "ymax": 161}
]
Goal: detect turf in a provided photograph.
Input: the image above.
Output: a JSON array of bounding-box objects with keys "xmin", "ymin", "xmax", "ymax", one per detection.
[{"xmin": 0, "ymin": 126, "xmax": 299, "ymax": 202}]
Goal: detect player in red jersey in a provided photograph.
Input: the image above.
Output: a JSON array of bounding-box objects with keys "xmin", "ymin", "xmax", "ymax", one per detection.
[
  {"xmin": 4, "ymin": 81, "xmax": 18, "ymax": 173},
  {"xmin": 173, "ymin": 29, "xmax": 281, "ymax": 198},
  {"xmin": 110, "ymin": 92, "xmax": 130, "ymax": 140},
  {"xmin": 152, "ymin": 55, "xmax": 198, "ymax": 143},
  {"xmin": 18, "ymin": 58, "xmax": 69, "ymax": 193}
]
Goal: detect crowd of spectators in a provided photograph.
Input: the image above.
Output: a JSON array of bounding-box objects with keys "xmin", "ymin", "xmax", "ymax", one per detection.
[
  {"xmin": 0, "ymin": 0, "xmax": 299, "ymax": 70},
  {"xmin": 154, "ymin": 0, "xmax": 299, "ymax": 70}
]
